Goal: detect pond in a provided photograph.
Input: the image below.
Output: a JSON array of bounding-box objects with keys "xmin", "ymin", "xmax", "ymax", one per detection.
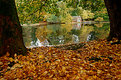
[{"xmin": 22, "ymin": 22, "xmax": 110, "ymax": 48}]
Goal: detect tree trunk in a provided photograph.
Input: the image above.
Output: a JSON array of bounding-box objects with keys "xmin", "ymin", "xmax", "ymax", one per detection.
[
  {"xmin": 104, "ymin": 0, "xmax": 121, "ymax": 41},
  {"xmin": 0, "ymin": 0, "xmax": 27, "ymax": 57}
]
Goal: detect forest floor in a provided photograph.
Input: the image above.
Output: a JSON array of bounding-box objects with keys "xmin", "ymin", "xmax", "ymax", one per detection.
[{"xmin": 0, "ymin": 39, "xmax": 121, "ymax": 80}]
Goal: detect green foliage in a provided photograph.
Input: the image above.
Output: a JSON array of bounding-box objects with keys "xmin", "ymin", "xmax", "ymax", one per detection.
[
  {"xmin": 15, "ymin": 0, "xmax": 44, "ymax": 24},
  {"xmin": 71, "ymin": 7, "xmax": 83, "ymax": 16},
  {"xmin": 82, "ymin": 10, "xmax": 94, "ymax": 20},
  {"xmin": 56, "ymin": 1, "xmax": 72, "ymax": 23},
  {"xmin": 70, "ymin": 6, "xmax": 94, "ymax": 20},
  {"xmin": 79, "ymin": 0, "xmax": 105, "ymax": 12},
  {"xmin": 59, "ymin": 14, "xmax": 72, "ymax": 23},
  {"xmin": 94, "ymin": 8, "xmax": 109, "ymax": 21},
  {"xmin": 47, "ymin": 14, "xmax": 59, "ymax": 23},
  {"xmin": 46, "ymin": 1, "xmax": 72, "ymax": 23},
  {"xmin": 94, "ymin": 13, "xmax": 109, "ymax": 21},
  {"xmin": 15, "ymin": 0, "xmax": 109, "ymax": 24}
]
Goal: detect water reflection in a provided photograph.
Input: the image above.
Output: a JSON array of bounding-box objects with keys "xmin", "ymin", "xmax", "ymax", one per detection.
[
  {"xmin": 72, "ymin": 34, "xmax": 79, "ymax": 43},
  {"xmin": 31, "ymin": 38, "xmax": 42, "ymax": 47},
  {"xmin": 22, "ymin": 23, "xmax": 110, "ymax": 48}
]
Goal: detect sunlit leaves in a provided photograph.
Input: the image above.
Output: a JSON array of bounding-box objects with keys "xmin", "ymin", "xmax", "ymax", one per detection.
[
  {"xmin": 15, "ymin": 0, "xmax": 46, "ymax": 24},
  {"xmin": 82, "ymin": 10, "xmax": 94, "ymax": 20}
]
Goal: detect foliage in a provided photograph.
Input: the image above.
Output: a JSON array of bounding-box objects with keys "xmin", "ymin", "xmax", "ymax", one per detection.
[
  {"xmin": 1, "ymin": 39, "xmax": 121, "ymax": 79},
  {"xmin": 92, "ymin": 23, "xmax": 110, "ymax": 40},
  {"xmin": 68, "ymin": 0, "xmax": 108, "ymax": 21},
  {"xmin": 35, "ymin": 24, "xmax": 73, "ymax": 45},
  {"xmin": 56, "ymin": 1, "xmax": 72, "ymax": 23},
  {"xmin": 79, "ymin": 0, "xmax": 105, "ymax": 12},
  {"xmin": 59, "ymin": 14, "xmax": 72, "ymax": 23},
  {"xmin": 79, "ymin": 25, "xmax": 94, "ymax": 41},
  {"xmin": 81, "ymin": 10, "xmax": 94, "ymax": 20},
  {"xmin": 71, "ymin": 7, "xmax": 83, "ymax": 16},
  {"xmin": 15, "ymin": 0, "xmax": 108, "ymax": 24},
  {"xmin": 94, "ymin": 8, "xmax": 109, "ymax": 21},
  {"xmin": 94, "ymin": 17, "xmax": 104, "ymax": 21},
  {"xmin": 36, "ymin": 26, "xmax": 52, "ymax": 42},
  {"xmin": 23, "ymin": 23, "xmax": 110, "ymax": 46},
  {"xmin": 15, "ymin": 0, "xmax": 43, "ymax": 24},
  {"xmin": 46, "ymin": 1, "xmax": 72, "ymax": 23},
  {"xmin": 47, "ymin": 14, "xmax": 59, "ymax": 23}
]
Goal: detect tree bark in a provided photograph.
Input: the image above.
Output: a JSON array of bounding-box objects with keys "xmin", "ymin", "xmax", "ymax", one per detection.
[
  {"xmin": 0, "ymin": 0, "xmax": 27, "ymax": 57},
  {"xmin": 104, "ymin": 0, "xmax": 121, "ymax": 41}
]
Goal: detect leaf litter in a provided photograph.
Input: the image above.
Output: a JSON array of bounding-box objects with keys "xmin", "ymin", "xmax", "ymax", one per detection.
[{"xmin": 0, "ymin": 39, "xmax": 121, "ymax": 80}]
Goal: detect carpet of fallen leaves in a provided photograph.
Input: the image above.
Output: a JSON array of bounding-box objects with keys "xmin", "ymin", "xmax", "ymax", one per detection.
[{"xmin": 0, "ymin": 39, "xmax": 121, "ymax": 80}]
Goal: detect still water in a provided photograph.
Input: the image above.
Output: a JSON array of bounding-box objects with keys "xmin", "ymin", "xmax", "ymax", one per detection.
[{"xmin": 22, "ymin": 22, "xmax": 110, "ymax": 48}]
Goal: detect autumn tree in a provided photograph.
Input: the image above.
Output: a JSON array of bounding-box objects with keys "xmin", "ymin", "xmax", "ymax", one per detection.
[
  {"xmin": 104, "ymin": 0, "xmax": 121, "ymax": 42},
  {"xmin": 0, "ymin": 0, "xmax": 27, "ymax": 57}
]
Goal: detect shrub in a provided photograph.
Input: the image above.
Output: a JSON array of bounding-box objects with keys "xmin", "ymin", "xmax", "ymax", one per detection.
[
  {"xmin": 82, "ymin": 10, "xmax": 94, "ymax": 20},
  {"xmin": 94, "ymin": 17, "xmax": 104, "ymax": 21},
  {"xmin": 47, "ymin": 14, "xmax": 59, "ymax": 23}
]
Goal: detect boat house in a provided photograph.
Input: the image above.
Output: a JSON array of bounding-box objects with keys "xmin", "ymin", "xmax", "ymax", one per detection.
[{"xmin": 72, "ymin": 16, "xmax": 82, "ymax": 23}]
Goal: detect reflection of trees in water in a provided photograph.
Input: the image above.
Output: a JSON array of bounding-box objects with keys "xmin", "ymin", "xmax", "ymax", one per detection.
[
  {"xmin": 47, "ymin": 28, "xmax": 72, "ymax": 45},
  {"xmin": 23, "ymin": 23, "xmax": 110, "ymax": 47},
  {"xmin": 31, "ymin": 27, "xmax": 37, "ymax": 45},
  {"xmin": 87, "ymin": 31, "xmax": 98, "ymax": 41},
  {"xmin": 79, "ymin": 25, "xmax": 94, "ymax": 42},
  {"xmin": 94, "ymin": 23, "xmax": 103, "ymax": 28},
  {"xmin": 35, "ymin": 24, "xmax": 82, "ymax": 45},
  {"xmin": 92, "ymin": 23, "xmax": 110, "ymax": 40},
  {"xmin": 72, "ymin": 34, "xmax": 79, "ymax": 43},
  {"xmin": 36, "ymin": 26, "xmax": 52, "ymax": 42},
  {"xmin": 47, "ymin": 24, "xmax": 84, "ymax": 45},
  {"xmin": 23, "ymin": 27, "xmax": 39, "ymax": 47},
  {"xmin": 23, "ymin": 27, "xmax": 33, "ymax": 47},
  {"xmin": 87, "ymin": 23, "xmax": 110, "ymax": 41},
  {"xmin": 70, "ymin": 29, "xmax": 81, "ymax": 36}
]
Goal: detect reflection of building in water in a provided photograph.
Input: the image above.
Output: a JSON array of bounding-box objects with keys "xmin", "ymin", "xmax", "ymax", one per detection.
[
  {"xmin": 72, "ymin": 16, "xmax": 82, "ymax": 30},
  {"xmin": 72, "ymin": 34, "xmax": 79, "ymax": 43},
  {"xmin": 72, "ymin": 23, "xmax": 82, "ymax": 29}
]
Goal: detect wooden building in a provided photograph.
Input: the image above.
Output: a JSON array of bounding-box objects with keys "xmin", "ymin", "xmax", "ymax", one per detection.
[{"xmin": 72, "ymin": 16, "xmax": 82, "ymax": 23}]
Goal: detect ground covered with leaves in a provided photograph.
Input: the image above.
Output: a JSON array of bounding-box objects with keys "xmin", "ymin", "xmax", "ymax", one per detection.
[{"xmin": 0, "ymin": 39, "xmax": 121, "ymax": 80}]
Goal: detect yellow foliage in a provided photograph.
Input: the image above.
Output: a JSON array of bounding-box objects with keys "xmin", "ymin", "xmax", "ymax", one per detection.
[
  {"xmin": 95, "ymin": 17, "xmax": 104, "ymax": 21},
  {"xmin": 82, "ymin": 10, "xmax": 94, "ymax": 19}
]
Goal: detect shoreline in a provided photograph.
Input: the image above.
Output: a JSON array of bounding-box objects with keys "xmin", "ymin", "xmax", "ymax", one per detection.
[{"xmin": 21, "ymin": 21, "xmax": 110, "ymax": 27}]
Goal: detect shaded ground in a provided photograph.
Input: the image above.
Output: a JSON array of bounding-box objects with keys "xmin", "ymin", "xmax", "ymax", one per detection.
[{"xmin": 0, "ymin": 39, "xmax": 121, "ymax": 80}]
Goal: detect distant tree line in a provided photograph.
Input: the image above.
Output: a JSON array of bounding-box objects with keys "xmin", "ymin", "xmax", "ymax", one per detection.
[{"xmin": 15, "ymin": 0, "xmax": 109, "ymax": 24}]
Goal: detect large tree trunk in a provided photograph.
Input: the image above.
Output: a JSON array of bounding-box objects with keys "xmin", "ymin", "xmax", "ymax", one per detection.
[
  {"xmin": 0, "ymin": 0, "xmax": 27, "ymax": 57},
  {"xmin": 104, "ymin": 0, "xmax": 121, "ymax": 41}
]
